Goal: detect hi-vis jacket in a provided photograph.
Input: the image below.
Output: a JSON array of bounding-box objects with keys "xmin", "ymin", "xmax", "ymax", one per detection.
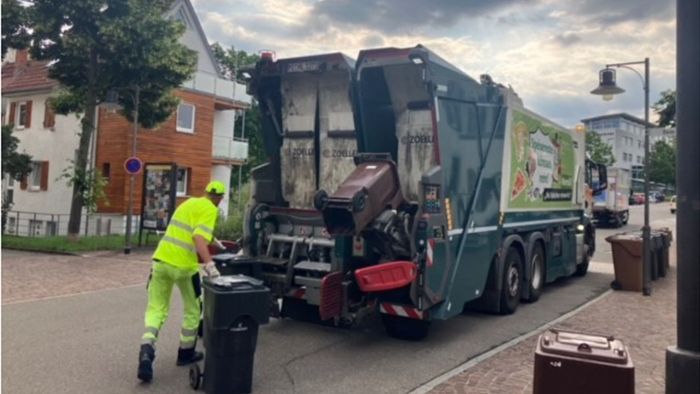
[{"xmin": 153, "ymin": 197, "xmax": 218, "ymax": 270}]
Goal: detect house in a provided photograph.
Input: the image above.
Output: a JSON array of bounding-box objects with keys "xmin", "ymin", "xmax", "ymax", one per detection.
[
  {"xmin": 581, "ymin": 113, "xmax": 656, "ymax": 172},
  {"xmin": 1, "ymin": 0, "xmax": 251, "ymax": 237}
]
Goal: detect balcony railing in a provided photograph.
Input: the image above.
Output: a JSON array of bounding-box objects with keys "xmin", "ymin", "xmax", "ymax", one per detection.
[
  {"xmin": 181, "ymin": 70, "xmax": 252, "ymax": 105},
  {"xmin": 212, "ymin": 136, "xmax": 248, "ymax": 162}
]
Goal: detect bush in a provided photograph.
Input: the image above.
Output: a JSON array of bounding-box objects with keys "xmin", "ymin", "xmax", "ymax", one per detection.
[{"xmin": 214, "ymin": 182, "xmax": 251, "ymax": 241}]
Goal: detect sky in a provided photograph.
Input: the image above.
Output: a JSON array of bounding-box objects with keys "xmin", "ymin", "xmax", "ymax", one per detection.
[{"xmin": 191, "ymin": 0, "xmax": 676, "ymax": 128}]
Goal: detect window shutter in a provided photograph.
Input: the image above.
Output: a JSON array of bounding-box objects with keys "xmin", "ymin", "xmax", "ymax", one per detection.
[
  {"xmin": 20, "ymin": 176, "xmax": 27, "ymax": 190},
  {"xmin": 43, "ymin": 102, "xmax": 55, "ymax": 129},
  {"xmin": 40, "ymin": 161, "xmax": 49, "ymax": 191},
  {"xmin": 25, "ymin": 101, "xmax": 32, "ymax": 128},
  {"xmin": 9, "ymin": 102, "xmax": 16, "ymax": 125}
]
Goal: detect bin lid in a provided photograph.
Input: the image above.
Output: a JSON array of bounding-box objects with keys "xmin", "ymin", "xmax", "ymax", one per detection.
[
  {"xmin": 204, "ymin": 274, "xmax": 265, "ymax": 290},
  {"xmin": 538, "ymin": 328, "xmax": 631, "ymax": 365}
]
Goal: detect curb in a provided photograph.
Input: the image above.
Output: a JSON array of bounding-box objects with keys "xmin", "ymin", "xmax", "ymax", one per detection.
[
  {"xmin": 1, "ymin": 246, "xmax": 79, "ymax": 256},
  {"xmin": 410, "ymin": 288, "xmax": 614, "ymax": 394}
]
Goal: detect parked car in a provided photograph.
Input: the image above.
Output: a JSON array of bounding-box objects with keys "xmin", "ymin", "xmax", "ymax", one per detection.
[
  {"xmin": 670, "ymin": 195, "xmax": 677, "ymax": 214},
  {"xmin": 649, "ymin": 191, "xmax": 664, "ymax": 203},
  {"xmin": 631, "ymin": 193, "xmax": 646, "ymax": 205}
]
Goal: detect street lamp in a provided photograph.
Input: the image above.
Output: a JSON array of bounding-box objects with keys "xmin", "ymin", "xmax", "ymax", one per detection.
[
  {"xmin": 103, "ymin": 85, "xmax": 141, "ymax": 254},
  {"xmin": 590, "ymin": 58, "xmax": 652, "ymax": 296}
]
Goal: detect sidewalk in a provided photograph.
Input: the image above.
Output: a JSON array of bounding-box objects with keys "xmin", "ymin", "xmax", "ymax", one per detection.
[{"xmin": 427, "ymin": 248, "xmax": 677, "ymax": 394}]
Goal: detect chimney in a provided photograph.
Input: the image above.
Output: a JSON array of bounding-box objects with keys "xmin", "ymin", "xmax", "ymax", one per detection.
[{"xmin": 15, "ymin": 49, "xmax": 29, "ymax": 65}]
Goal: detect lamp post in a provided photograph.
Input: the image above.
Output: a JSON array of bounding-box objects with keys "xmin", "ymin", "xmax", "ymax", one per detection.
[
  {"xmin": 103, "ymin": 85, "xmax": 141, "ymax": 254},
  {"xmin": 591, "ymin": 59, "xmax": 652, "ymax": 296}
]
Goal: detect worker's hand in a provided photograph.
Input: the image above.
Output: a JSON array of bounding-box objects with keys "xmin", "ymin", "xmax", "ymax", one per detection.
[
  {"xmin": 201, "ymin": 261, "xmax": 221, "ymax": 278},
  {"xmin": 213, "ymin": 238, "xmax": 226, "ymax": 251}
]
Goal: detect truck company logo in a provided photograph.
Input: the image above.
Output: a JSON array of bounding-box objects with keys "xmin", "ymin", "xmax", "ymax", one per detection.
[
  {"xmin": 322, "ymin": 148, "xmax": 356, "ymax": 158},
  {"xmin": 285, "ymin": 148, "xmax": 315, "ymax": 158},
  {"xmin": 400, "ymin": 134, "xmax": 434, "ymax": 144}
]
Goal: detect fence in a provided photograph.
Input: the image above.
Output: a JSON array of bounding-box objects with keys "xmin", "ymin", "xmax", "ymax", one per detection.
[{"xmin": 2, "ymin": 211, "xmax": 140, "ymax": 237}]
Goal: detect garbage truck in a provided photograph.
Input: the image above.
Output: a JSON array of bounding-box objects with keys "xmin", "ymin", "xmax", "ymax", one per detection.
[
  {"xmin": 239, "ymin": 45, "xmax": 603, "ymax": 340},
  {"xmin": 593, "ymin": 167, "xmax": 630, "ymax": 227}
]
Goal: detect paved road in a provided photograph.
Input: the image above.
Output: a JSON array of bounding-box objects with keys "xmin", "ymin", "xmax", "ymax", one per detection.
[{"xmin": 1, "ymin": 203, "xmax": 675, "ymax": 394}]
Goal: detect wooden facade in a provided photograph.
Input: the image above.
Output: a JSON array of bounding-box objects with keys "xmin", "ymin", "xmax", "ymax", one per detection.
[{"xmin": 96, "ymin": 90, "xmax": 216, "ymax": 214}]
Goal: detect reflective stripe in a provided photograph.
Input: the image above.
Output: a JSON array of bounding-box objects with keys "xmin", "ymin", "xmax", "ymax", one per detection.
[
  {"xmin": 142, "ymin": 338, "xmax": 156, "ymax": 346},
  {"xmin": 179, "ymin": 339, "xmax": 196, "ymax": 349},
  {"xmin": 169, "ymin": 218, "xmax": 194, "ymax": 232},
  {"xmin": 181, "ymin": 328, "xmax": 198, "ymax": 337},
  {"xmin": 145, "ymin": 326, "xmax": 159, "ymax": 337},
  {"xmin": 195, "ymin": 224, "xmax": 213, "ymax": 235},
  {"xmin": 162, "ymin": 236, "xmax": 196, "ymax": 253}
]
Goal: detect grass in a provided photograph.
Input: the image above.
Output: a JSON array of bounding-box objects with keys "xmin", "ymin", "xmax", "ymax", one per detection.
[{"xmin": 1, "ymin": 234, "xmax": 159, "ymax": 254}]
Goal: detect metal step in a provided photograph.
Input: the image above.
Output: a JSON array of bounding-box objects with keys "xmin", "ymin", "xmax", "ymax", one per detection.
[
  {"xmin": 258, "ymin": 256, "xmax": 288, "ymax": 267},
  {"xmin": 294, "ymin": 260, "xmax": 332, "ymax": 273}
]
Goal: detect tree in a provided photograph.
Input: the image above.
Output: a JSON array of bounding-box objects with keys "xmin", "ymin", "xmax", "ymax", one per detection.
[
  {"xmin": 210, "ymin": 44, "xmax": 265, "ymax": 195},
  {"xmin": 648, "ymin": 140, "xmax": 676, "ymax": 187},
  {"xmin": 653, "ymin": 90, "xmax": 676, "ymax": 128},
  {"xmin": 27, "ymin": 0, "xmax": 196, "ymax": 237},
  {"xmin": 585, "ymin": 130, "xmax": 615, "ymax": 166},
  {"xmin": 1, "ymin": 0, "xmax": 31, "ymax": 58},
  {"xmin": 1, "ymin": 125, "xmax": 32, "ymax": 180}
]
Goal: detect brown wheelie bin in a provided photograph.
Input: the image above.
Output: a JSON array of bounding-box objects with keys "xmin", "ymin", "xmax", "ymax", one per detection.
[
  {"xmin": 533, "ymin": 328, "xmax": 634, "ymax": 394},
  {"xmin": 606, "ymin": 233, "xmax": 643, "ymax": 291},
  {"xmin": 315, "ymin": 153, "xmax": 404, "ymax": 235}
]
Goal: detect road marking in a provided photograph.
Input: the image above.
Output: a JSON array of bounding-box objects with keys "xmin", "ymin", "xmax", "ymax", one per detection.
[{"xmin": 409, "ymin": 286, "xmax": 613, "ymax": 394}]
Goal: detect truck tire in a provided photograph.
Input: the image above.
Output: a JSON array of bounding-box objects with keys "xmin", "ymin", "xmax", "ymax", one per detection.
[
  {"xmin": 499, "ymin": 248, "xmax": 522, "ymax": 314},
  {"xmin": 381, "ymin": 314, "xmax": 431, "ymax": 341},
  {"xmin": 524, "ymin": 243, "xmax": 545, "ymax": 303}
]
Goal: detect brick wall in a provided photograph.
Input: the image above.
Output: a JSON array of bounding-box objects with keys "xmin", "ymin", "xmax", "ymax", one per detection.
[{"xmin": 96, "ymin": 90, "xmax": 215, "ymax": 214}]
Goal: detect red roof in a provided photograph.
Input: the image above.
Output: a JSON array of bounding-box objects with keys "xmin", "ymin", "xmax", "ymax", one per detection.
[{"xmin": 2, "ymin": 60, "xmax": 58, "ymax": 94}]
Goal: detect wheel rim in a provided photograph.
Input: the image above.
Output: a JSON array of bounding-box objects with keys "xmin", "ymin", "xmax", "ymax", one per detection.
[
  {"xmin": 508, "ymin": 265, "xmax": 519, "ymax": 297},
  {"xmin": 531, "ymin": 254, "xmax": 542, "ymax": 290}
]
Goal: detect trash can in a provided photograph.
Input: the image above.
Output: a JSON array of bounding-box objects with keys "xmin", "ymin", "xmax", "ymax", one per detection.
[
  {"xmin": 653, "ymin": 228, "xmax": 673, "ymax": 277},
  {"xmin": 213, "ymin": 254, "xmax": 262, "ymax": 278},
  {"xmin": 606, "ymin": 233, "xmax": 644, "ymax": 291},
  {"xmin": 533, "ymin": 328, "xmax": 634, "ymax": 394},
  {"xmin": 196, "ymin": 275, "xmax": 270, "ymax": 394}
]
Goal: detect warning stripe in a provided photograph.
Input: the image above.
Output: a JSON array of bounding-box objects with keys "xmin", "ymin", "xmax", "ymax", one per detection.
[
  {"xmin": 426, "ymin": 239, "xmax": 435, "ymax": 267},
  {"xmin": 379, "ymin": 302, "xmax": 424, "ymax": 320}
]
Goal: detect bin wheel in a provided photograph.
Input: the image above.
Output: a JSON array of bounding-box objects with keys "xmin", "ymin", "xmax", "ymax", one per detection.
[
  {"xmin": 352, "ymin": 190, "xmax": 367, "ymax": 213},
  {"xmin": 610, "ymin": 280, "xmax": 622, "ymax": 290},
  {"xmin": 189, "ymin": 363, "xmax": 203, "ymax": 390}
]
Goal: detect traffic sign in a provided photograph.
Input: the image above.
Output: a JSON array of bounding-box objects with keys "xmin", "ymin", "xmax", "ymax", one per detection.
[{"xmin": 124, "ymin": 157, "xmax": 143, "ymax": 175}]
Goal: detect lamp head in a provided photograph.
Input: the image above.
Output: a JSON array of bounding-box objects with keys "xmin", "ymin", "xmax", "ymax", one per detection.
[{"xmin": 591, "ymin": 68, "xmax": 625, "ymax": 99}]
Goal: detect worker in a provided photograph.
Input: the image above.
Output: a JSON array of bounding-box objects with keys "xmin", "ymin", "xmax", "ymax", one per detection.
[{"xmin": 137, "ymin": 180, "xmax": 226, "ymax": 382}]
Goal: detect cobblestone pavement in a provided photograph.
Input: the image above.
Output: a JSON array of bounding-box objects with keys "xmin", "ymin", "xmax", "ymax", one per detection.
[
  {"xmin": 429, "ymin": 242, "xmax": 677, "ymax": 394},
  {"xmin": 1, "ymin": 249, "xmax": 153, "ymax": 304}
]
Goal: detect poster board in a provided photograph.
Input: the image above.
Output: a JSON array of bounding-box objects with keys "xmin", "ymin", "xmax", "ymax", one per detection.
[{"xmin": 140, "ymin": 163, "xmax": 177, "ymax": 237}]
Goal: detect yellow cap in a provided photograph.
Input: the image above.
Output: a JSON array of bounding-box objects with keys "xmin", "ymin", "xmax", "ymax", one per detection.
[{"xmin": 205, "ymin": 180, "xmax": 226, "ymax": 195}]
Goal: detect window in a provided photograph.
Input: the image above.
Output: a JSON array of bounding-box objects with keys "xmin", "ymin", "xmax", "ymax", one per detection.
[
  {"xmin": 176, "ymin": 103, "xmax": 195, "ymax": 133},
  {"xmin": 45, "ymin": 221, "xmax": 57, "ymax": 236},
  {"xmin": 22, "ymin": 161, "xmax": 49, "ymax": 191},
  {"xmin": 43, "ymin": 101, "xmax": 55, "ymax": 129},
  {"xmin": 176, "ymin": 168, "xmax": 189, "ymax": 196},
  {"xmin": 5, "ymin": 176, "xmax": 14, "ymax": 204},
  {"xmin": 102, "ymin": 163, "xmax": 111, "ymax": 181},
  {"xmin": 12, "ymin": 101, "xmax": 32, "ymax": 129},
  {"xmin": 29, "ymin": 219, "xmax": 42, "ymax": 236},
  {"xmin": 638, "ymin": 140, "xmax": 642, "ymax": 148}
]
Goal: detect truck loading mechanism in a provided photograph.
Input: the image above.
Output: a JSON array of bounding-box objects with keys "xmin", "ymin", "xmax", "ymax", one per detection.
[{"xmin": 236, "ymin": 45, "xmax": 602, "ymax": 340}]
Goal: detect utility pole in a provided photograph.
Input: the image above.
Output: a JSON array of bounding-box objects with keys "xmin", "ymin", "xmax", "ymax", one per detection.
[{"xmin": 666, "ymin": 0, "xmax": 700, "ymax": 392}]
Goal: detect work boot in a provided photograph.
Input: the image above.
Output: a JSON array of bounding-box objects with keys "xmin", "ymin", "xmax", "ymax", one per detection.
[
  {"xmin": 137, "ymin": 344, "xmax": 156, "ymax": 382},
  {"xmin": 176, "ymin": 347, "xmax": 204, "ymax": 366}
]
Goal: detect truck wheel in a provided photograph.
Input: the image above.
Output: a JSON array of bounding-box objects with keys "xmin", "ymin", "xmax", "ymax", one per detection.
[
  {"xmin": 381, "ymin": 314, "xmax": 431, "ymax": 341},
  {"xmin": 574, "ymin": 245, "xmax": 590, "ymax": 277},
  {"xmin": 524, "ymin": 243, "xmax": 544, "ymax": 303},
  {"xmin": 499, "ymin": 248, "xmax": 522, "ymax": 314}
]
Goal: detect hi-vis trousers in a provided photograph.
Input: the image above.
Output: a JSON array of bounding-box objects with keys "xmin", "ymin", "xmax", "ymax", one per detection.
[{"xmin": 142, "ymin": 260, "xmax": 201, "ymax": 349}]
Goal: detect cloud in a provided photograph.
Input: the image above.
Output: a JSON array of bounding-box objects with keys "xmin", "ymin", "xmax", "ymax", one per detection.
[
  {"xmin": 553, "ymin": 32, "xmax": 581, "ymax": 46},
  {"xmin": 308, "ymin": 0, "xmax": 533, "ymax": 33},
  {"xmin": 569, "ymin": 0, "xmax": 675, "ymax": 26}
]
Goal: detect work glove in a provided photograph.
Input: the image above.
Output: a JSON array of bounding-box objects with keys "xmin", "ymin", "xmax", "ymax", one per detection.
[{"xmin": 201, "ymin": 261, "xmax": 220, "ymax": 278}]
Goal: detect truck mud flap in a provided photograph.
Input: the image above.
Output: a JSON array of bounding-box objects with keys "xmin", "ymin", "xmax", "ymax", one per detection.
[{"xmin": 319, "ymin": 272, "xmax": 344, "ymax": 321}]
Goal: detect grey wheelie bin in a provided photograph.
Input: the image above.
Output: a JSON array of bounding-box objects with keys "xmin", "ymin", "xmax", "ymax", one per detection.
[{"xmin": 191, "ymin": 275, "xmax": 270, "ymax": 394}]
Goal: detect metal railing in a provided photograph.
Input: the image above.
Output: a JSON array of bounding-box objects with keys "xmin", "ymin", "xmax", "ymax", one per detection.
[
  {"xmin": 2, "ymin": 211, "xmax": 124, "ymax": 237},
  {"xmin": 181, "ymin": 70, "xmax": 252, "ymax": 105}
]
